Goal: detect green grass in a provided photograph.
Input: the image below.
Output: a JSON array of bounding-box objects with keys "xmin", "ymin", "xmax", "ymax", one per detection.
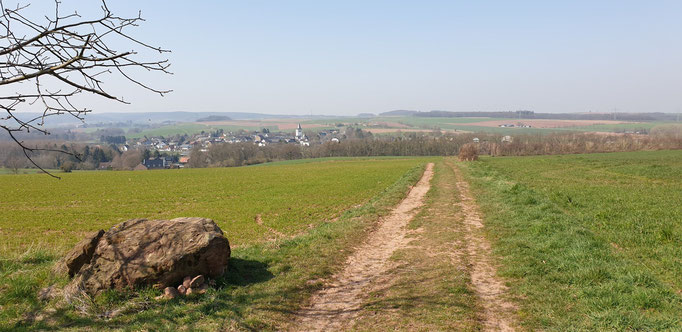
[
  {"xmin": 460, "ymin": 150, "xmax": 682, "ymax": 330},
  {"xmin": 566, "ymin": 121, "xmax": 671, "ymax": 133},
  {"xmin": 249, "ymin": 156, "xmax": 424, "ymax": 167},
  {"xmin": 0, "ymin": 158, "xmax": 434, "ymax": 330},
  {"xmin": 0, "ymin": 168, "xmax": 60, "ymax": 175},
  {"xmin": 0, "ymin": 158, "xmax": 430, "ymax": 255}
]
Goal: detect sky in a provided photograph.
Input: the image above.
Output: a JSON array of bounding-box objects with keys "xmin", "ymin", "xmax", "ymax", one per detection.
[{"xmin": 9, "ymin": 1, "xmax": 682, "ymax": 115}]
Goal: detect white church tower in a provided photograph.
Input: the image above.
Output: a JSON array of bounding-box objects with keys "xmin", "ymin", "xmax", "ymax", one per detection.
[{"xmin": 295, "ymin": 123, "xmax": 303, "ymax": 139}]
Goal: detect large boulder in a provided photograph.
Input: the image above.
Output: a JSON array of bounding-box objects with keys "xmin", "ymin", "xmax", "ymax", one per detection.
[
  {"xmin": 65, "ymin": 217, "xmax": 230, "ymax": 296},
  {"xmin": 58, "ymin": 229, "xmax": 105, "ymax": 277}
]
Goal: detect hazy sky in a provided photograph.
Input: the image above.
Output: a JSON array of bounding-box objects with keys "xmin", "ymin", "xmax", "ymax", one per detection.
[{"xmin": 13, "ymin": 1, "xmax": 682, "ymax": 115}]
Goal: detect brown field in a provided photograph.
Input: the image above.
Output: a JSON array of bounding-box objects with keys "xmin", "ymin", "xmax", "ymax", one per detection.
[
  {"xmin": 368, "ymin": 121, "xmax": 410, "ymax": 128},
  {"xmin": 364, "ymin": 128, "xmax": 465, "ymax": 134},
  {"xmin": 462, "ymin": 119, "xmax": 636, "ymax": 128},
  {"xmin": 584, "ymin": 131, "xmax": 647, "ymax": 137}
]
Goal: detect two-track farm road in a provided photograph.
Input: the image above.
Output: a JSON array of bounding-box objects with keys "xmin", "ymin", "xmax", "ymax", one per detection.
[
  {"xmin": 295, "ymin": 163, "xmax": 434, "ymax": 331},
  {"xmin": 293, "ymin": 161, "xmax": 516, "ymax": 331}
]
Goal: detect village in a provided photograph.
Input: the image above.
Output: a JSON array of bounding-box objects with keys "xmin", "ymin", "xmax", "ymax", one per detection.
[{"xmin": 114, "ymin": 125, "xmax": 344, "ymax": 170}]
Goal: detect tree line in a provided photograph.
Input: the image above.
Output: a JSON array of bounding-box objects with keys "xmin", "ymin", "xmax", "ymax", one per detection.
[
  {"xmin": 189, "ymin": 128, "xmax": 682, "ymax": 168},
  {"xmin": 2, "ymin": 126, "xmax": 680, "ymax": 173},
  {"xmin": 0, "ymin": 142, "xmax": 177, "ymax": 173}
]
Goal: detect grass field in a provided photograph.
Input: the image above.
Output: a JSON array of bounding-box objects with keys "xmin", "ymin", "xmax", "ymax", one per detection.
[
  {"xmin": 567, "ymin": 121, "xmax": 672, "ymax": 133},
  {"xmin": 0, "ymin": 158, "xmax": 429, "ymax": 254},
  {"xmin": 0, "ymin": 157, "xmax": 433, "ymax": 330},
  {"xmin": 2, "ymin": 151, "xmax": 681, "ymax": 330},
  {"xmin": 461, "ymin": 150, "xmax": 682, "ymax": 330},
  {"xmin": 0, "ymin": 168, "xmax": 60, "ymax": 175}
]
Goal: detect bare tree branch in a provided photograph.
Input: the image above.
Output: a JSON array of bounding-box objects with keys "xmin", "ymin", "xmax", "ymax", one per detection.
[{"xmin": 0, "ymin": 0, "xmax": 171, "ymax": 177}]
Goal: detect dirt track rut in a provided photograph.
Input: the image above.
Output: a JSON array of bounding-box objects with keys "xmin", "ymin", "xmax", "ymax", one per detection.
[
  {"xmin": 450, "ymin": 162, "xmax": 516, "ymax": 331},
  {"xmin": 294, "ymin": 163, "xmax": 434, "ymax": 331}
]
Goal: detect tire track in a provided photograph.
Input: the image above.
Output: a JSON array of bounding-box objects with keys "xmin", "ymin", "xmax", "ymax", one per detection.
[
  {"xmin": 449, "ymin": 161, "xmax": 516, "ymax": 331},
  {"xmin": 293, "ymin": 163, "xmax": 434, "ymax": 331}
]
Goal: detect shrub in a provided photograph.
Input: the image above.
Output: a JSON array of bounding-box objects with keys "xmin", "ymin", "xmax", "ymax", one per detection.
[
  {"xmin": 459, "ymin": 143, "xmax": 478, "ymax": 161},
  {"xmin": 60, "ymin": 162, "xmax": 74, "ymax": 173}
]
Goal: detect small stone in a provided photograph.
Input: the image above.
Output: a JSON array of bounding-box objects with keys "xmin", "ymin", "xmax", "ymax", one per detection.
[
  {"xmin": 185, "ymin": 287, "xmax": 194, "ymax": 295},
  {"xmin": 182, "ymin": 276, "xmax": 192, "ymax": 289},
  {"xmin": 163, "ymin": 286, "xmax": 179, "ymax": 299},
  {"xmin": 197, "ymin": 283, "xmax": 209, "ymax": 294},
  {"xmin": 190, "ymin": 275, "xmax": 205, "ymax": 288},
  {"xmin": 177, "ymin": 285, "xmax": 187, "ymax": 295}
]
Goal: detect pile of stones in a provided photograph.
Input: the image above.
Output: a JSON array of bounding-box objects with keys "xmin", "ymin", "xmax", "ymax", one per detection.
[{"xmin": 158, "ymin": 274, "xmax": 210, "ymax": 300}]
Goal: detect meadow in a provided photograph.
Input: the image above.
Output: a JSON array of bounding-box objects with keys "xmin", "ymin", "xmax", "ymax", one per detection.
[
  {"xmin": 0, "ymin": 157, "xmax": 434, "ymax": 330},
  {"xmin": 0, "ymin": 158, "xmax": 428, "ymax": 254},
  {"xmin": 0, "ymin": 168, "xmax": 59, "ymax": 175},
  {"xmin": 461, "ymin": 150, "xmax": 682, "ymax": 330},
  {"xmin": 2, "ymin": 151, "xmax": 681, "ymax": 330}
]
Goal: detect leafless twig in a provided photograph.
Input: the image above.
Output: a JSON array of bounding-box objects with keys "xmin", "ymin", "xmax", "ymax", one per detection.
[{"xmin": 0, "ymin": 0, "xmax": 171, "ymax": 178}]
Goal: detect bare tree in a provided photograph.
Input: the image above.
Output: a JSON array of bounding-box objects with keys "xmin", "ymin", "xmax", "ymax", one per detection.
[
  {"xmin": 0, "ymin": 0, "xmax": 170, "ymax": 177},
  {"xmin": 5, "ymin": 147, "xmax": 24, "ymax": 173}
]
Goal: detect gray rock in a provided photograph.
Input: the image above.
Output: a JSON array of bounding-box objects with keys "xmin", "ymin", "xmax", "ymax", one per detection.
[
  {"xmin": 58, "ymin": 230, "xmax": 105, "ymax": 277},
  {"xmin": 66, "ymin": 217, "xmax": 230, "ymax": 296}
]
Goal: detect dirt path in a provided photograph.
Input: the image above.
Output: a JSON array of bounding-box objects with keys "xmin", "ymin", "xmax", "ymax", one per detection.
[
  {"xmin": 294, "ymin": 163, "xmax": 434, "ymax": 331},
  {"xmin": 449, "ymin": 162, "xmax": 516, "ymax": 331}
]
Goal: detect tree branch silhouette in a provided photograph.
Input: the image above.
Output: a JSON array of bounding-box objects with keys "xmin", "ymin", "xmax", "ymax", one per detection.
[{"xmin": 0, "ymin": 0, "xmax": 171, "ymax": 178}]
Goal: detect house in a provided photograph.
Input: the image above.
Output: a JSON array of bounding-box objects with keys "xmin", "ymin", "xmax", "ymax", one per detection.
[
  {"xmin": 473, "ymin": 137, "xmax": 480, "ymax": 143},
  {"xmin": 141, "ymin": 157, "xmax": 172, "ymax": 169},
  {"xmin": 502, "ymin": 135, "xmax": 513, "ymax": 143},
  {"xmin": 179, "ymin": 156, "xmax": 190, "ymax": 164}
]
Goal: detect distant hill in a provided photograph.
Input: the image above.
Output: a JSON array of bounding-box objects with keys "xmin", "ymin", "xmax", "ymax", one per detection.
[
  {"xmin": 379, "ymin": 110, "xmax": 418, "ymax": 116},
  {"xmin": 196, "ymin": 115, "xmax": 232, "ymax": 122},
  {"xmin": 14, "ymin": 111, "xmax": 278, "ymax": 127},
  {"xmin": 357, "ymin": 113, "xmax": 376, "ymax": 117},
  {"xmin": 415, "ymin": 110, "xmax": 678, "ymax": 121}
]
